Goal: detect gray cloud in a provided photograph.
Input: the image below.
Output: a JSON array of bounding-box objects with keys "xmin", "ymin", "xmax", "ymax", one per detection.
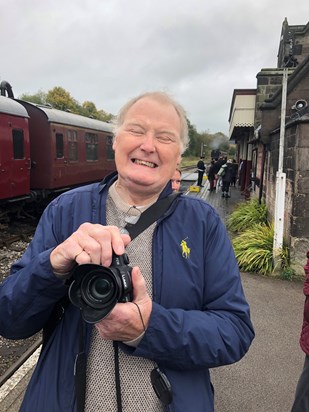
[{"xmin": 1, "ymin": 0, "xmax": 308, "ymax": 134}]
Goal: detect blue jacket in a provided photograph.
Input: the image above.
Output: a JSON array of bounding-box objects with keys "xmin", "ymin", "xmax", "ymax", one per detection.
[{"xmin": 0, "ymin": 173, "xmax": 254, "ymax": 412}]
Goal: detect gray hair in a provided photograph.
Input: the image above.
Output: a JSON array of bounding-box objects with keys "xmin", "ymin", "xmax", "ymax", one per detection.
[{"xmin": 112, "ymin": 91, "xmax": 189, "ymax": 154}]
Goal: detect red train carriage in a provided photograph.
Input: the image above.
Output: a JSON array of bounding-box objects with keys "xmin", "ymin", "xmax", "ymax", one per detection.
[
  {"xmin": 18, "ymin": 100, "xmax": 115, "ymax": 191},
  {"xmin": 0, "ymin": 96, "xmax": 31, "ymax": 201}
]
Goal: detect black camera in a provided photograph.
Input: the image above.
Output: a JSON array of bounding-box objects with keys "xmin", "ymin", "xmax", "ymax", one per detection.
[{"xmin": 68, "ymin": 253, "xmax": 133, "ymax": 323}]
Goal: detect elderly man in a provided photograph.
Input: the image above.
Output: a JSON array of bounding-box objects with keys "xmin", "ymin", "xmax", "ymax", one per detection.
[{"xmin": 0, "ymin": 92, "xmax": 254, "ymax": 412}]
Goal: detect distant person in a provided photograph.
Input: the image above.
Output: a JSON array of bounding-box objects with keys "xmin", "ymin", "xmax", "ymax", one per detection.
[
  {"xmin": 213, "ymin": 156, "xmax": 224, "ymax": 189},
  {"xmin": 171, "ymin": 168, "xmax": 182, "ymax": 192},
  {"xmin": 196, "ymin": 156, "xmax": 206, "ymax": 187},
  {"xmin": 291, "ymin": 250, "xmax": 309, "ymax": 412},
  {"xmin": 217, "ymin": 159, "xmax": 233, "ymax": 198},
  {"xmin": 231, "ymin": 159, "xmax": 238, "ymax": 187},
  {"xmin": 207, "ymin": 160, "xmax": 216, "ymax": 191}
]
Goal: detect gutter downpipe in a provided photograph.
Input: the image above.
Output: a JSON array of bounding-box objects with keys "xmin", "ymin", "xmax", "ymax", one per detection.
[{"xmin": 273, "ymin": 68, "xmax": 288, "ymax": 268}]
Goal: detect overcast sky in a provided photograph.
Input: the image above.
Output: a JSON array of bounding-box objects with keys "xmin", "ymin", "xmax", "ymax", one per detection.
[{"xmin": 1, "ymin": 0, "xmax": 308, "ymax": 135}]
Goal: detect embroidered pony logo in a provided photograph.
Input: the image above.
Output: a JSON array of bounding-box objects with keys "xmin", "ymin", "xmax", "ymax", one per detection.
[{"xmin": 180, "ymin": 238, "xmax": 191, "ymax": 259}]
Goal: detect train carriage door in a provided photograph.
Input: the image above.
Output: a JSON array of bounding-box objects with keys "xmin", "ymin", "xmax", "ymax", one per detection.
[
  {"xmin": 9, "ymin": 123, "xmax": 30, "ymax": 198},
  {"xmin": 53, "ymin": 127, "xmax": 69, "ymax": 186}
]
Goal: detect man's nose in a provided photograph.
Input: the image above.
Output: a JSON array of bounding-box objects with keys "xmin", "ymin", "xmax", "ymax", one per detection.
[{"xmin": 140, "ymin": 132, "xmax": 156, "ymax": 151}]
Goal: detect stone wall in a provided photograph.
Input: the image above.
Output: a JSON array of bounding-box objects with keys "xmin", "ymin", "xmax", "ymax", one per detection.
[{"xmin": 264, "ymin": 121, "xmax": 309, "ymax": 275}]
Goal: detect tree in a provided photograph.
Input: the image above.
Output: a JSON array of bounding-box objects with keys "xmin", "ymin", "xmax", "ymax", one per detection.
[
  {"xmin": 185, "ymin": 119, "xmax": 199, "ymax": 156},
  {"xmin": 81, "ymin": 101, "xmax": 113, "ymax": 122},
  {"xmin": 46, "ymin": 87, "xmax": 80, "ymax": 113},
  {"xmin": 19, "ymin": 90, "xmax": 47, "ymax": 105},
  {"xmin": 19, "ymin": 86, "xmax": 113, "ymax": 122}
]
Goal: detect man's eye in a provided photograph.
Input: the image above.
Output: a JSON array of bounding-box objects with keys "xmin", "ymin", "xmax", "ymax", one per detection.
[
  {"xmin": 129, "ymin": 128, "xmax": 144, "ymax": 135},
  {"xmin": 156, "ymin": 135, "xmax": 174, "ymax": 144}
]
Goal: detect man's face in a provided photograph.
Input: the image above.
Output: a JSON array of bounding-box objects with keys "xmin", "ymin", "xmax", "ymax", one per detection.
[
  {"xmin": 171, "ymin": 170, "xmax": 181, "ymax": 192},
  {"xmin": 113, "ymin": 97, "xmax": 182, "ymax": 197}
]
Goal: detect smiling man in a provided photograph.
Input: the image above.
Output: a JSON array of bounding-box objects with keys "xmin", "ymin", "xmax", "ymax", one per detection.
[{"xmin": 0, "ymin": 92, "xmax": 254, "ymax": 412}]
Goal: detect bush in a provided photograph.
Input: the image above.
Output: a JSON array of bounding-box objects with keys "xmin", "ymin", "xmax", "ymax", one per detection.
[
  {"xmin": 226, "ymin": 199, "xmax": 267, "ymax": 233},
  {"xmin": 231, "ymin": 221, "xmax": 291, "ymax": 277},
  {"xmin": 232, "ymin": 223, "xmax": 274, "ymax": 274}
]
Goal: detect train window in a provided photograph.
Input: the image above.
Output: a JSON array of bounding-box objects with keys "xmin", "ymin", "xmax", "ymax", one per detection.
[
  {"xmin": 85, "ymin": 132, "xmax": 98, "ymax": 161},
  {"xmin": 106, "ymin": 135, "xmax": 115, "ymax": 160},
  {"xmin": 12, "ymin": 129, "xmax": 24, "ymax": 159},
  {"xmin": 68, "ymin": 130, "xmax": 78, "ymax": 161},
  {"xmin": 56, "ymin": 133, "xmax": 64, "ymax": 158},
  {"xmin": 69, "ymin": 142, "xmax": 78, "ymax": 161}
]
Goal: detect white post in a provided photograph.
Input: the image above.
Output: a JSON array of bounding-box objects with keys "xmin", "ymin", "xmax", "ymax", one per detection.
[{"xmin": 273, "ymin": 68, "xmax": 288, "ymax": 265}]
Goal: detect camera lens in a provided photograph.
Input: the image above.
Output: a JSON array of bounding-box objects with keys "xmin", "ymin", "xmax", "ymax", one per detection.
[
  {"xmin": 80, "ymin": 269, "xmax": 118, "ymax": 309},
  {"xmin": 89, "ymin": 277, "xmax": 114, "ymax": 301}
]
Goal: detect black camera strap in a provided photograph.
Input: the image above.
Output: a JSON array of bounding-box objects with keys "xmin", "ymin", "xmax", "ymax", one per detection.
[
  {"xmin": 75, "ymin": 190, "xmax": 181, "ymax": 412},
  {"xmin": 123, "ymin": 191, "xmax": 181, "ymax": 240}
]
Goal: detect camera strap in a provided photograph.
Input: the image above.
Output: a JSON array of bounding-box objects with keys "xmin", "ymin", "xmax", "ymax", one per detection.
[{"xmin": 123, "ymin": 191, "xmax": 181, "ymax": 240}]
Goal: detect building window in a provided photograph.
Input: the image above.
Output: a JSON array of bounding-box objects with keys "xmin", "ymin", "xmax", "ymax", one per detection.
[
  {"xmin": 12, "ymin": 129, "xmax": 24, "ymax": 159},
  {"xmin": 56, "ymin": 133, "xmax": 64, "ymax": 158},
  {"xmin": 85, "ymin": 132, "xmax": 98, "ymax": 161},
  {"xmin": 68, "ymin": 130, "xmax": 78, "ymax": 161}
]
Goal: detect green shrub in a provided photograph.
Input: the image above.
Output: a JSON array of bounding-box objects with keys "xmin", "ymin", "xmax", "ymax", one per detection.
[
  {"xmin": 232, "ymin": 223, "xmax": 274, "ymax": 274},
  {"xmin": 227, "ymin": 199, "xmax": 267, "ymax": 233},
  {"xmin": 232, "ymin": 222, "xmax": 292, "ymax": 276}
]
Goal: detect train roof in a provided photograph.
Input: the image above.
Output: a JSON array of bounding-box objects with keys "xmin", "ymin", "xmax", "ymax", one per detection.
[
  {"xmin": 17, "ymin": 100, "xmax": 113, "ymax": 133},
  {"xmin": 0, "ymin": 96, "xmax": 29, "ymax": 117}
]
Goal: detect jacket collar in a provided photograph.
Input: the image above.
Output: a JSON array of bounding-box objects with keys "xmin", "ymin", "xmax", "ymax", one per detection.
[{"xmin": 98, "ymin": 171, "xmax": 173, "ymax": 199}]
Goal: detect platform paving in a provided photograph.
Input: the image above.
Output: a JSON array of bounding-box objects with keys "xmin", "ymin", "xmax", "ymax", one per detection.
[{"xmin": 0, "ymin": 176, "xmax": 306, "ymax": 411}]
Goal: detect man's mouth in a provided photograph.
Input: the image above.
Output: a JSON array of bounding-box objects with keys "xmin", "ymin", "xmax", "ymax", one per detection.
[{"xmin": 132, "ymin": 159, "xmax": 157, "ymax": 168}]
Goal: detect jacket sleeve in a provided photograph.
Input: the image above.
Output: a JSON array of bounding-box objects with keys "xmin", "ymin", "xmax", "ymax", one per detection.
[
  {"xmin": 303, "ymin": 251, "xmax": 309, "ymax": 296},
  {"xmin": 131, "ymin": 200, "xmax": 255, "ymax": 371},
  {"xmin": 0, "ymin": 201, "xmax": 69, "ymax": 339}
]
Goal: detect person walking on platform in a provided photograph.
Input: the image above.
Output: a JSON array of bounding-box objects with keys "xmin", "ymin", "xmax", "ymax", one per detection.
[
  {"xmin": 291, "ymin": 249, "xmax": 309, "ymax": 412},
  {"xmin": 196, "ymin": 156, "xmax": 206, "ymax": 187},
  {"xmin": 207, "ymin": 160, "xmax": 216, "ymax": 191},
  {"xmin": 0, "ymin": 92, "xmax": 254, "ymax": 412},
  {"xmin": 213, "ymin": 156, "xmax": 224, "ymax": 189},
  {"xmin": 231, "ymin": 159, "xmax": 238, "ymax": 187},
  {"xmin": 218, "ymin": 159, "xmax": 233, "ymax": 198}
]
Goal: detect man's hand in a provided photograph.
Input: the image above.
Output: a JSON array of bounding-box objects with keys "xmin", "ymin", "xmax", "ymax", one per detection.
[
  {"xmin": 95, "ymin": 266, "xmax": 152, "ymax": 342},
  {"xmin": 50, "ymin": 223, "xmax": 131, "ymax": 276}
]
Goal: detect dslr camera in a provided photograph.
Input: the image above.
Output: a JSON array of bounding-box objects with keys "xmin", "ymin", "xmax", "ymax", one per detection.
[{"xmin": 68, "ymin": 253, "xmax": 133, "ymax": 323}]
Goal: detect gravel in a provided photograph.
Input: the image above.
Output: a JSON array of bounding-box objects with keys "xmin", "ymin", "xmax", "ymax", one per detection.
[{"xmin": 0, "ymin": 228, "xmax": 40, "ymax": 378}]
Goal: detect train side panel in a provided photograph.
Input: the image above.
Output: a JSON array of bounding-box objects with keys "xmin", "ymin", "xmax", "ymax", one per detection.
[
  {"xmin": 44, "ymin": 123, "xmax": 115, "ymax": 189},
  {"xmin": 19, "ymin": 102, "xmax": 53, "ymax": 189},
  {"xmin": 0, "ymin": 97, "xmax": 30, "ymax": 200},
  {"xmin": 18, "ymin": 101, "xmax": 115, "ymax": 190}
]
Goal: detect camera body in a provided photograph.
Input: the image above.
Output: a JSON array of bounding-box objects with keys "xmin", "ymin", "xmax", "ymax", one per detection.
[{"xmin": 68, "ymin": 253, "xmax": 133, "ymax": 323}]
